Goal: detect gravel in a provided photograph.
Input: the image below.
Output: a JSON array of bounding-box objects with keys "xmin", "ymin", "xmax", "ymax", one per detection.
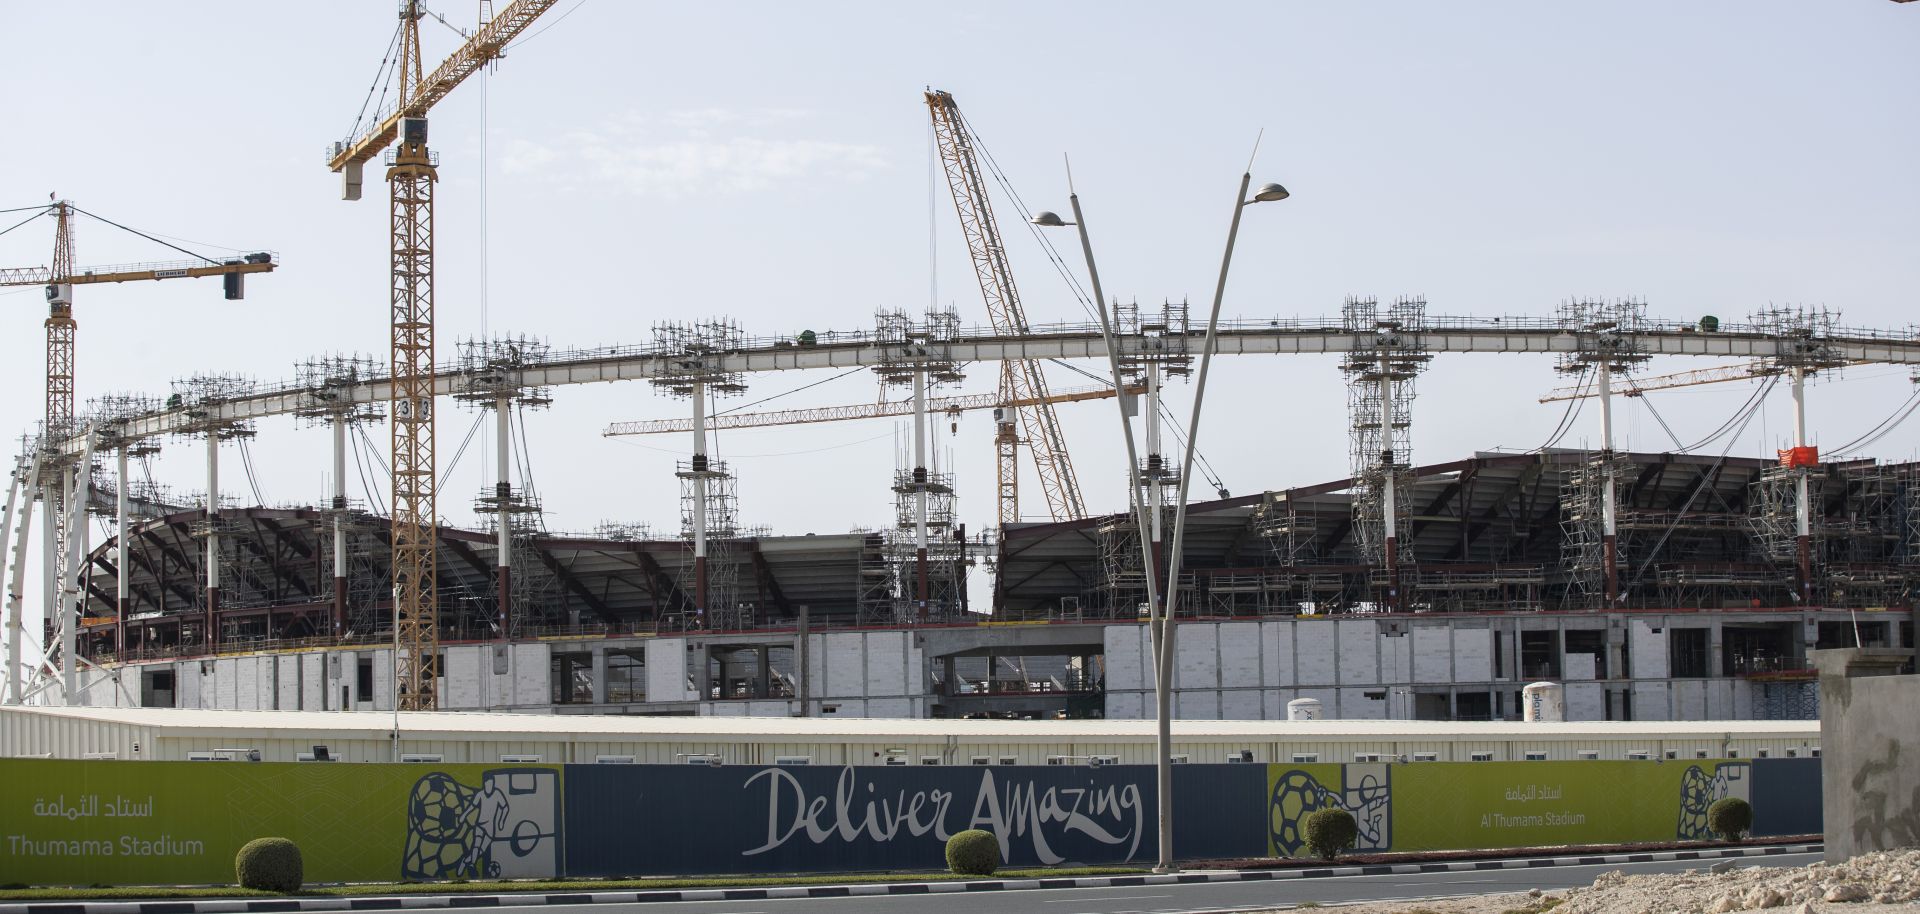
[{"xmin": 1250, "ymin": 849, "xmax": 1920, "ymax": 914}]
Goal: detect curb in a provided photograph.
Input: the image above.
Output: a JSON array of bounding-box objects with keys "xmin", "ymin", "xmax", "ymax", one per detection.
[{"xmin": 0, "ymin": 843, "xmax": 1822, "ymax": 913}]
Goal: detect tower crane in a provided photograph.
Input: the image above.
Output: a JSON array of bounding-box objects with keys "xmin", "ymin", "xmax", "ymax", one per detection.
[
  {"xmin": 1, "ymin": 199, "xmax": 276, "ymax": 702},
  {"xmin": 925, "ymin": 90, "xmax": 1087, "ymax": 526},
  {"xmin": 327, "ymin": 0, "xmax": 557, "ymax": 710},
  {"xmin": 603, "ymin": 383, "xmax": 1144, "ymax": 438}
]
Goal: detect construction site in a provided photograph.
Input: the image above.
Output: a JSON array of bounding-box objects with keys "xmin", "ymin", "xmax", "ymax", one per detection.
[{"xmin": 4, "ymin": 3, "xmax": 1918, "ymax": 728}]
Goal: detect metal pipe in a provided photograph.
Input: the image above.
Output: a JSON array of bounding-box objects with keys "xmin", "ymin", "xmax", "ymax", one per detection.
[
  {"xmin": 1161, "ymin": 172, "xmax": 1252, "ymax": 872},
  {"xmin": 496, "ymin": 395, "xmax": 512, "ymax": 639},
  {"xmin": 1064, "ymin": 194, "xmax": 1161, "ymax": 640},
  {"xmin": 332, "ymin": 415, "xmax": 347, "ymax": 636},
  {"xmin": 1598, "ymin": 358, "xmax": 1618, "ymax": 605},
  {"xmin": 691, "ymin": 380, "xmax": 708, "ymax": 622},
  {"xmin": 206, "ymin": 433, "xmax": 220, "ymax": 650},
  {"xmin": 115, "ymin": 446, "xmax": 128, "ymax": 658},
  {"xmin": 1792, "ymin": 366, "xmax": 1812, "ymax": 604},
  {"xmin": 913, "ymin": 367, "xmax": 929, "ymax": 617}
]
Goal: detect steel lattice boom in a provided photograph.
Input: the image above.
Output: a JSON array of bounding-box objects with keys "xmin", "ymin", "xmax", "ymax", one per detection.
[
  {"xmin": 388, "ymin": 127, "xmax": 440, "ymax": 711},
  {"xmin": 926, "ymin": 90, "xmax": 1086, "ymax": 525}
]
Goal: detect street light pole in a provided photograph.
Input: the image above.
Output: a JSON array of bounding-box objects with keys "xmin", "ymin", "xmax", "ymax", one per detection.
[
  {"xmin": 1035, "ymin": 174, "xmax": 1285, "ymax": 873},
  {"xmin": 1162, "ymin": 174, "xmax": 1287, "ymax": 872}
]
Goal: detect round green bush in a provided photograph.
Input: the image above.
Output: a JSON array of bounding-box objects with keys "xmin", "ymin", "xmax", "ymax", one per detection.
[
  {"xmin": 946, "ymin": 828, "xmax": 1001, "ymax": 876},
  {"xmin": 1706, "ymin": 797, "xmax": 1754, "ymax": 842},
  {"xmin": 236, "ymin": 837, "xmax": 304, "ymax": 892},
  {"xmin": 1304, "ymin": 808, "xmax": 1358, "ymax": 861}
]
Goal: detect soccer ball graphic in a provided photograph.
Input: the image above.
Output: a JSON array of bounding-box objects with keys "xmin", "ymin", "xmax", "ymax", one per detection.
[{"xmin": 1270, "ymin": 770, "xmax": 1332, "ymax": 857}]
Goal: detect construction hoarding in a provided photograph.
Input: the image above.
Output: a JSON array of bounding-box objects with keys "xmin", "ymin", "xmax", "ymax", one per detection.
[{"xmin": 0, "ymin": 758, "xmax": 1818, "ymax": 886}]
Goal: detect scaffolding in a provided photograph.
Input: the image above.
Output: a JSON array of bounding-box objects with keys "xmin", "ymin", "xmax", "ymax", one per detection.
[
  {"xmin": 454, "ymin": 337, "xmax": 554, "ymax": 637},
  {"xmin": 1561, "ymin": 452, "xmax": 1632, "ymax": 603},
  {"xmin": 1552, "ymin": 299, "xmax": 1653, "ymax": 607},
  {"xmin": 1342, "ymin": 297, "xmax": 1429, "ymax": 608},
  {"xmin": 861, "ymin": 308, "xmax": 968, "ymax": 625}
]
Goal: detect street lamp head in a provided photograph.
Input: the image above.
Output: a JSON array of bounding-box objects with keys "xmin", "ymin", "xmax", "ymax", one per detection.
[
  {"xmin": 1249, "ymin": 182, "xmax": 1290, "ymax": 203},
  {"xmin": 1030, "ymin": 210, "xmax": 1073, "ymax": 227}
]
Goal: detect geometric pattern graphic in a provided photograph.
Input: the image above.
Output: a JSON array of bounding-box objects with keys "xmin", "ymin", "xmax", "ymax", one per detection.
[
  {"xmin": 403, "ymin": 768, "xmax": 563, "ymax": 880},
  {"xmin": 1268, "ymin": 764, "xmax": 1393, "ymax": 857},
  {"xmin": 1675, "ymin": 762, "xmax": 1751, "ymax": 841}
]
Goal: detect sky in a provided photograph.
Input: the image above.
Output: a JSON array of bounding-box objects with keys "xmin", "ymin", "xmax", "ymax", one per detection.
[{"xmin": 0, "ymin": 2, "xmax": 1916, "ymax": 661}]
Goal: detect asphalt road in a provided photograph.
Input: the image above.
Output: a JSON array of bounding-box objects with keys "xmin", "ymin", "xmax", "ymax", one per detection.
[{"xmin": 479, "ymin": 852, "xmax": 1823, "ymax": 914}]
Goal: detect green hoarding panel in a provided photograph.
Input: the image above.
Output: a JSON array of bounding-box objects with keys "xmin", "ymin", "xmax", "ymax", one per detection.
[
  {"xmin": 0, "ymin": 760, "xmax": 564, "ymax": 886},
  {"xmin": 1267, "ymin": 761, "xmax": 1753, "ymax": 856}
]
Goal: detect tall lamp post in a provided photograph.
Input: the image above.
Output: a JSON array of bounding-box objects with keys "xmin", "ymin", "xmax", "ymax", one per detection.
[{"xmin": 1033, "ymin": 174, "xmax": 1286, "ymax": 872}]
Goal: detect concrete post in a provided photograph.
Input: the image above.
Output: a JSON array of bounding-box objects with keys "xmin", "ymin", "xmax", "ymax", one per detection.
[{"xmin": 1814, "ymin": 647, "xmax": 1918, "ymax": 861}]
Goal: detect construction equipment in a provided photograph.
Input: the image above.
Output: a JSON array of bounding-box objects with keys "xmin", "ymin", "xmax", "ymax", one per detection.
[
  {"xmin": 1, "ymin": 201, "xmax": 278, "ymax": 438},
  {"xmin": 1, "ymin": 200, "xmax": 275, "ymax": 701},
  {"xmin": 925, "ymin": 89, "xmax": 1086, "ymax": 526},
  {"xmin": 328, "ymin": 0, "xmax": 556, "ymax": 710},
  {"xmin": 603, "ymin": 383, "xmax": 1142, "ymax": 438},
  {"xmin": 1540, "ymin": 360, "xmax": 1874, "ymax": 403}
]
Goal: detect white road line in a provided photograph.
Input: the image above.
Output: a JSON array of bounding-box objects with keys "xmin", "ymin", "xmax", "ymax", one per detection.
[{"xmin": 1045, "ymin": 895, "xmax": 1175, "ymax": 903}]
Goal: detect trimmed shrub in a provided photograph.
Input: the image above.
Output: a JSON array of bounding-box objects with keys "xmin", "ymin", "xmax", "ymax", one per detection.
[
  {"xmin": 1304, "ymin": 808, "xmax": 1358, "ymax": 861},
  {"xmin": 946, "ymin": 829, "xmax": 1001, "ymax": 876},
  {"xmin": 1706, "ymin": 797, "xmax": 1754, "ymax": 842},
  {"xmin": 235, "ymin": 837, "xmax": 304, "ymax": 893}
]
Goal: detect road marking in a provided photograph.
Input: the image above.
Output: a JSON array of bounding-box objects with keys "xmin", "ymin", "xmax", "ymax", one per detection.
[{"xmin": 1044, "ymin": 894, "xmax": 1173, "ymax": 903}]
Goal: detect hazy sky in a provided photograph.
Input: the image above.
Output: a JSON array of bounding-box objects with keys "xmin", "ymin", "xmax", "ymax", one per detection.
[{"xmin": 1, "ymin": 2, "xmax": 1916, "ymax": 652}]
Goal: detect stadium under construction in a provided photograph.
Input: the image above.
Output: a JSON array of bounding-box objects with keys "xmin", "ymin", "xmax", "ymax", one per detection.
[{"xmin": 6, "ymin": 299, "xmax": 1919, "ymax": 726}]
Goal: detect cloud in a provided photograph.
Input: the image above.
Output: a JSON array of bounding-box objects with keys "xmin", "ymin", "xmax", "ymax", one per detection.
[{"xmin": 501, "ymin": 108, "xmax": 886, "ymax": 198}]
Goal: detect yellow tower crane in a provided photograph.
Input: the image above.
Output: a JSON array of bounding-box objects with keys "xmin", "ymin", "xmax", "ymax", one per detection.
[
  {"xmin": 926, "ymin": 90, "xmax": 1088, "ymax": 526},
  {"xmin": 326, "ymin": 0, "xmax": 557, "ymax": 710}
]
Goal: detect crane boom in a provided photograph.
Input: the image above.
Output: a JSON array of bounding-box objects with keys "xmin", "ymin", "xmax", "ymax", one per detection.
[
  {"xmin": 0, "ymin": 257, "xmax": 276, "ymax": 288},
  {"xmin": 604, "ymin": 383, "xmax": 1141, "ymax": 437},
  {"xmin": 326, "ymin": 0, "xmax": 559, "ymax": 176},
  {"xmin": 1538, "ymin": 361, "xmax": 1867, "ymax": 402},
  {"xmin": 925, "ymin": 89, "xmax": 1086, "ymax": 524}
]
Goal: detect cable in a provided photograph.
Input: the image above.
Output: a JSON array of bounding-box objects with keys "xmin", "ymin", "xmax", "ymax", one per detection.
[
  {"xmin": 955, "ymin": 109, "xmax": 1098, "ymax": 321},
  {"xmin": 344, "ymin": 21, "xmax": 406, "ymax": 143},
  {"xmin": 1628, "ymin": 376, "xmax": 1773, "ymax": 587},
  {"xmin": 1632, "ymin": 387, "xmax": 1687, "ymax": 451},
  {"xmin": 67, "ymin": 206, "xmax": 224, "ymax": 266},
  {"xmin": 236, "ymin": 438, "xmax": 267, "ymax": 506},
  {"xmin": 610, "ymin": 430, "xmax": 894, "ymax": 459},
  {"xmin": 1530, "ymin": 366, "xmax": 1591, "ymax": 452},
  {"xmin": 1672, "ymin": 377, "xmax": 1778, "ymax": 453},
  {"xmin": 1156, "ymin": 400, "xmax": 1227, "ymax": 496},
  {"xmin": 0, "ymin": 208, "xmax": 47, "ymax": 241},
  {"xmin": 1828, "ymin": 388, "xmax": 1920, "ymax": 455},
  {"xmin": 715, "ymin": 367, "xmax": 865, "ymax": 417},
  {"xmin": 504, "ymin": 0, "xmax": 588, "ymax": 51},
  {"xmin": 356, "ymin": 424, "xmax": 391, "ymax": 476},
  {"xmin": 434, "ymin": 411, "xmax": 487, "ymax": 497},
  {"xmin": 350, "ymin": 426, "xmax": 387, "ymax": 516}
]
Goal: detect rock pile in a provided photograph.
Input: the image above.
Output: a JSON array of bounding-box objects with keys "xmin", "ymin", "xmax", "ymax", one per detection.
[{"xmin": 1560, "ymin": 850, "xmax": 1920, "ymax": 914}]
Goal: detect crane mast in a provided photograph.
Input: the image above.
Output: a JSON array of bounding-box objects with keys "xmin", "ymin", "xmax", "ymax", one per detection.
[
  {"xmin": 925, "ymin": 90, "xmax": 1086, "ymax": 525},
  {"xmin": 330, "ymin": 0, "xmax": 558, "ymax": 709}
]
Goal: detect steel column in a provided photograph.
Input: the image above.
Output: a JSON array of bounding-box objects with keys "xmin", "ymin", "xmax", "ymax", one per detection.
[
  {"xmin": 205, "ymin": 433, "xmax": 220, "ymax": 651},
  {"xmin": 3, "ymin": 458, "xmax": 36, "ymax": 705},
  {"xmin": 913, "ymin": 367, "xmax": 929, "ymax": 617},
  {"xmin": 496, "ymin": 394, "xmax": 512, "ymax": 638},
  {"xmin": 691, "ymin": 379, "xmax": 708, "ymax": 622},
  {"xmin": 1598, "ymin": 358, "xmax": 1619, "ymax": 605},
  {"xmin": 1378, "ymin": 353, "xmax": 1398, "ymax": 612},
  {"xmin": 331, "ymin": 415, "xmax": 348, "ymax": 635},
  {"xmin": 115, "ymin": 446, "xmax": 127, "ymax": 657},
  {"xmin": 1792, "ymin": 366, "xmax": 1812, "ymax": 604}
]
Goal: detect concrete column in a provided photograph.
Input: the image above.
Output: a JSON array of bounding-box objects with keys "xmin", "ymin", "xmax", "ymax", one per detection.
[
  {"xmin": 1378, "ymin": 355, "xmax": 1399, "ymax": 611},
  {"xmin": 691, "ymin": 381, "xmax": 708, "ymax": 623},
  {"xmin": 1598, "ymin": 357, "xmax": 1620, "ymax": 606},
  {"xmin": 496, "ymin": 395, "xmax": 512, "ymax": 638},
  {"xmin": 331, "ymin": 415, "xmax": 347, "ymax": 636},
  {"xmin": 1791, "ymin": 366, "xmax": 1813, "ymax": 605},
  {"xmin": 205, "ymin": 434, "xmax": 220, "ymax": 650},
  {"xmin": 1146, "ymin": 360, "xmax": 1164, "ymax": 606},
  {"xmin": 115, "ymin": 447, "xmax": 128, "ymax": 659}
]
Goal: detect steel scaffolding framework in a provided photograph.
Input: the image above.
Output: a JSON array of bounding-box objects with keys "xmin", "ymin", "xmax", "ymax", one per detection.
[{"xmin": 1343, "ymin": 296, "xmax": 1429, "ymax": 610}]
